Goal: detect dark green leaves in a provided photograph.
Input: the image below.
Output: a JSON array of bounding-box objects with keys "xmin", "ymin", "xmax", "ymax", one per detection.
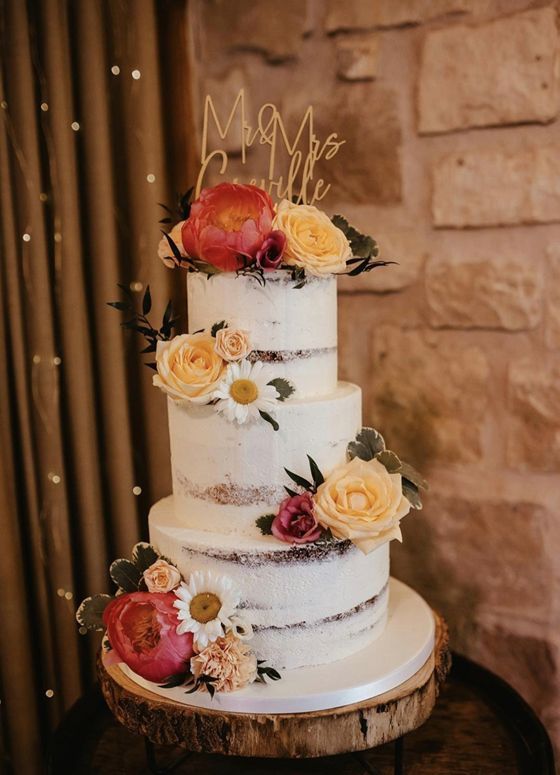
[
  {"xmin": 290, "ymin": 266, "xmax": 307, "ymax": 289},
  {"xmin": 211, "ymin": 320, "xmax": 227, "ymax": 337},
  {"xmin": 158, "ymin": 670, "xmax": 191, "ymax": 689},
  {"xmin": 332, "ymin": 215, "xmax": 395, "ymax": 276},
  {"xmin": 109, "ymin": 559, "xmax": 143, "ymax": 594},
  {"xmin": 76, "ymin": 594, "xmax": 115, "ymax": 631},
  {"xmin": 284, "ymin": 455, "xmax": 325, "ymax": 494},
  {"xmin": 347, "ymin": 427, "xmax": 429, "ymax": 509},
  {"xmin": 268, "ymin": 378, "xmax": 295, "ymax": 402},
  {"xmin": 255, "ymin": 661, "xmax": 282, "ymax": 683},
  {"xmin": 185, "ymin": 674, "xmax": 218, "ymax": 699},
  {"xmin": 107, "ymin": 284, "xmax": 178, "ymax": 368},
  {"xmin": 259, "ymin": 410, "xmax": 279, "ymax": 432},
  {"xmin": 256, "ymin": 514, "xmax": 276, "ymax": 535}
]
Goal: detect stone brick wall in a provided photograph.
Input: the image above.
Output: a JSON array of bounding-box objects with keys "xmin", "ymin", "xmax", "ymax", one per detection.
[{"xmin": 188, "ymin": 0, "xmax": 560, "ymax": 747}]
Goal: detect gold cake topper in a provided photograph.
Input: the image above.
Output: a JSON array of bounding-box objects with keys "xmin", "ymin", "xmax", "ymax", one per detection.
[{"xmin": 196, "ymin": 89, "xmax": 345, "ymax": 205}]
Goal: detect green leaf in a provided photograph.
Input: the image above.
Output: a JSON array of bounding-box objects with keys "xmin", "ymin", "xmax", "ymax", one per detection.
[
  {"xmin": 132, "ymin": 542, "xmax": 159, "ymax": 573},
  {"xmin": 162, "ymin": 299, "xmax": 173, "ymax": 326},
  {"xmin": 284, "ymin": 486, "xmax": 299, "ymax": 498},
  {"xmin": 256, "ymin": 514, "xmax": 276, "ymax": 535},
  {"xmin": 284, "ymin": 468, "xmax": 313, "ymax": 492},
  {"xmin": 163, "ymin": 232, "xmax": 185, "ymax": 265},
  {"xmin": 375, "ymin": 449, "xmax": 402, "ymax": 473},
  {"xmin": 256, "ymin": 663, "xmax": 282, "ymax": 682},
  {"xmin": 307, "ymin": 455, "xmax": 324, "ymax": 489},
  {"xmin": 331, "ymin": 214, "xmax": 349, "ymax": 234},
  {"xmin": 158, "ymin": 671, "xmax": 191, "ymax": 689},
  {"xmin": 142, "ymin": 285, "xmax": 152, "ymax": 315},
  {"xmin": 347, "ymin": 440, "xmax": 371, "ymax": 461},
  {"xmin": 259, "ymin": 410, "xmax": 279, "ymax": 431},
  {"xmin": 146, "ymin": 362, "xmax": 157, "ymax": 371},
  {"xmin": 402, "ymin": 480, "xmax": 423, "ymax": 510},
  {"xmin": 210, "ymin": 320, "xmax": 227, "ymax": 337},
  {"xmin": 357, "ymin": 427, "xmax": 386, "ymax": 455},
  {"xmin": 140, "ymin": 341, "xmax": 157, "ymax": 354},
  {"xmin": 76, "ymin": 594, "xmax": 114, "ymax": 631},
  {"xmin": 117, "ymin": 283, "xmax": 134, "ymax": 301},
  {"xmin": 398, "ymin": 462, "xmax": 429, "ymax": 491},
  {"xmin": 107, "ymin": 301, "xmax": 130, "ymax": 311},
  {"xmin": 110, "ymin": 558, "xmax": 143, "ymax": 593},
  {"xmin": 267, "ymin": 378, "xmax": 295, "ymax": 402},
  {"xmin": 192, "ymin": 259, "xmax": 224, "ymax": 277}
]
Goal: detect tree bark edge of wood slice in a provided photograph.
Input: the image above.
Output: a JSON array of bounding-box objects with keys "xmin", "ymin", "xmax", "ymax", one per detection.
[{"xmin": 98, "ymin": 610, "xmax": 450, "ymax": 758}]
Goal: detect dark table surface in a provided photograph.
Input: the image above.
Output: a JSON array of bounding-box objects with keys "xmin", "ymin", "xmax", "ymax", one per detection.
[{"xmin": 46, "ymin": 654, "xmax": 555, "ymax": 775}]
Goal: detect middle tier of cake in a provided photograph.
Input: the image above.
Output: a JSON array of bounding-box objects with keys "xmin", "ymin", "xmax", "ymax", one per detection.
[
  {"xmin": 150, "ymin": 495, "xmax": 389, "ymax": 670},
  {"xmin": 168, "ymin": 381, "xmax": 361, "ymax": 537}
]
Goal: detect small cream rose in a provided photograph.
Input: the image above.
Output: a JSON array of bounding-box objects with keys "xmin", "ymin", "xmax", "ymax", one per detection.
[
  {"xmin": 153, "ymin": 332, "xmax": 227, "ymax": 403},
  {"xmin": 272, "ymin": 199, "xmax": 351, "ymax": 277},
  {"xmin": 314, "ymin": 456, "xmax": 411, "ymax": 555},
  {"xmin": 143, "ymin": 559, "xmax": 182, "ymax": 594},
  {"xmin": 191, "ymin": 632, "xmax": 258, "ymax": 693},
  {"xmin": 214, "ymin": 327, "xmax": 252, "ymax": 362},
  {"xmin": 157, "ymin": 221, "xmax": 187, "ymax": 268}
]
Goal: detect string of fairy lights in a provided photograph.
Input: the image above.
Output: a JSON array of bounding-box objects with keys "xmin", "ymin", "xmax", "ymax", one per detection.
[{"xmin": 2, "ymin": 49, "xmax": 165, "ymax": 702}]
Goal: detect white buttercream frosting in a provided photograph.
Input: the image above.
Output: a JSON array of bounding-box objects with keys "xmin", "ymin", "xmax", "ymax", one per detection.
[
  {"xmin": 149, "ymin": 496, "xmax": 389, "ymax": 670},
  {"xmin": 187, "ymin": 271, "xmax": 338, "ymax": 398},
  {"xmin": 168, "ymin": 382, "xmax": 362, "ymax": 537}
]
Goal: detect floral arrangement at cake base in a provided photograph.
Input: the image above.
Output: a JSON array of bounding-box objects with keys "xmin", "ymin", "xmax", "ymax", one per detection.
[{"xmin": 76, "ymin": 543, "xmax": 280, "ymax": 696}]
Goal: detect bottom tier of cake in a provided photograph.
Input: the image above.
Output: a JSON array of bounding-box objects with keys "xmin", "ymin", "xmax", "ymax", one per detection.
[{"xmin": 149, "ymin": 496, "xmax": 389, "ymax": 670}]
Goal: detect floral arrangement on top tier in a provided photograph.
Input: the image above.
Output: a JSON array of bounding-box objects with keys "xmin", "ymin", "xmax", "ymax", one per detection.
[
  {"xmin": 76, "ymin": 543, "xmax": 280, "ymax": 696},
  {"xmin": 256, "ymin": 428, "xmax": 428, "ymax": 555},
  {"xmin": 157, "ymin": 182, "xmax": 391, "ymax": 287}
]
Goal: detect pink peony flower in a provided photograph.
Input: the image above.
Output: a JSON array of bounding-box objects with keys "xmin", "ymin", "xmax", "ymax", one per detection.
[
  {"xmin": 271, "ymin": 492, "xmax": 322, "ymax": 544},
  {"xmin": 256, "ymin": 230, "xmax": 286, "ymax": 271},
  {"xmin": 181, "ymin": 183, "xmax": 275, "ymax": 273},
  {"xmin": 103, "ymin": 591, "xmax": 194, "ymax": 683}
]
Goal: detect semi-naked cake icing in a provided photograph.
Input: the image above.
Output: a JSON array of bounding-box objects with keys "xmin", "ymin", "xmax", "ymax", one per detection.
[
  {"xmin": 78, "ymin": 180, "xmax": 427, "ymax": 699},
  {"xmin": 149, "ymin": 271, "xmax": 388, "ymax": 670}
]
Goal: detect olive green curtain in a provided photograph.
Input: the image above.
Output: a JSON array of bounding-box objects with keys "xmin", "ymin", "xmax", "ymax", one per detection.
[{"xmin": 0, "ymin": 1, "xmax": 195, "ymax": 771}]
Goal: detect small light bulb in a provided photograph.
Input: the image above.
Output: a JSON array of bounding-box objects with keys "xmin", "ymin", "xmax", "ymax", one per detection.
[
  {"xmin": 64, "ymin": 591, "xmax": 73, "ymax": 600},
  {"xmin": 53, "ymin": 356, "xmax": 61, "ymax": 366},
  {"xmin": 57, "ymin": 589, "xmax": 65, "ymax": 597},
  {"xmin": 48, "ymin": 473, "xmax": 61, "ymax": 484},
  {"xmin": 40, "ymin": 103, "xmax": 49, "ymax": 112},
  {"xmin": 71, "ymin": 122, "xmax": 80, "ymax": 131},
  {"xmin": 23, "ymin": 233, "xmax": 31, "ymax": 242},
  {"xmin": 111, "ymin": 65, "xmax": 120, "ymax": 75},
  {"xmin": 33, "ymin": 355, "xmax": 41, "ymax": 364},
  {"xmin": 78, "ymin": 626, "xmax": 88, "ymax": 635},
  {"xmin": 132, "ymin": 486, "xmax": 142, "ymax": 496},
  {"xmin": 132, "ymin": 70, "xmax": 141, "ymax": 80},
  {"xmin": 45, "ymin": 690, "xmax": 54, "ymax": 698},
  {"xmin": 39, "ymin": 193, "xmax": 48, "ymax": 202},
  {"xmin": 54, "ymin": 233, "xmax": 62, "ymax": 243},
  {"xmin": 1, "ymin": 101, "xmax": 7, "ymax": 109},
  {"xmin": 130, "ymin": 281, "xmax": 143, "ymax": 292},
  {"xmin": 146, "ymin": 174, "xmax": 156, "ymax": 183}
]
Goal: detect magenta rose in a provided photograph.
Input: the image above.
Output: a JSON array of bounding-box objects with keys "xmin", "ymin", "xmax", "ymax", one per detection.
[
  {"xmin": 103, "ymin": 591, "xmax": 194, "ymax": 683},
  {"xmin": 271, "ymin": 492, "xmax": 322, "ymax": 544},
  {"xmin": 256, "ymin": 230, "xmax": 286, "ymax": 271}
]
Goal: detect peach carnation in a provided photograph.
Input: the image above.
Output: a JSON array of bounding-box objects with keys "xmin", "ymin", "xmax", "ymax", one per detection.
[{"xmin": 191, "ymin": 631, "xmax": 257, "ymax": 693}]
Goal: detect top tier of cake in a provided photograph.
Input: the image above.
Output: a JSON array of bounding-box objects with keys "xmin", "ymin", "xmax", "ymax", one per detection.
[{"xmin": 187, "ymin": 271, "xmax": 337, "ymax": 398}]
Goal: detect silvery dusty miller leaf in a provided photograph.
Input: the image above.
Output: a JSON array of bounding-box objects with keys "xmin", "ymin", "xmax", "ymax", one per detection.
[
  {"xmin": 132, "ymin": 542, "xmax": 159, "ymax": 573},
  {"xmin": 375, "ymin": 449, "xmax": 402, "ymax": 473},
  {"xmin": 76, "ymin": 594, "xmax": 114, "ymax": 631},
  {"xmin": 402, "ymin": 480, "xmax": 423, "ymax": 509},
  {"xmin": 356, "ymin": 427, "xmax": 386, "ymax": 456},
  {"xmin": 110, "ymin": 558, "xmax": 143, "ymax": 593}
]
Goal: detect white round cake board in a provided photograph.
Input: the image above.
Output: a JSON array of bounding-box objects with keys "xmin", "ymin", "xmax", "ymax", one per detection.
[{"xmin": 118, "ymin": 578, "xmax": 435, "ymax": 714}]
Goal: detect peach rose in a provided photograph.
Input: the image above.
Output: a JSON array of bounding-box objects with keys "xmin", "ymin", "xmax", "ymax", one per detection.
[
  {"xmin": 153, "ymin": 333, "xmax": 227, "ymax": 403},
  {"xmin": 271, "ymin": 200, "xmax": 351, "ymax": 276},
  {"xmin": 143, "ymin": 560, "xmax": 182, "ymax": 594},
  {"xmin": 191, "ymin": 631, "xmax": 257, "ymax": 693},
  {"xmin": 214, "ymin": 327, "xmax": 252, "ymax": 362},
  {"xmin": 314, "ymin": 457, "xmax": 411, "ymax": 555},
  {"xmin": 182, "ymin": 183, "xmax": 275, "ymax": 272},
  {"xmin": 157, "ymin": 221, "xmax": 187, "ymax": 268}
]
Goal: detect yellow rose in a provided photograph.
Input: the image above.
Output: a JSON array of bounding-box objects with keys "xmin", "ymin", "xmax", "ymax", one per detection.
[
  {"xmin": 314, "ymin": 457, "xmax": 411, "ymax": 555},
  {"xmin": 157, "ymin": 221, "xmax": 186, "ymax": 268},
  {"xmin": 153, "ymin": 333, "xmax": 227, "ymax": 403},
  {"xmin": 214, "ymin": 326, "xmax": 252, "ymax": 362},
  {"xmin": 271, "ymin": 199, "xmax": 351, "ymax": 276},
  {"xmin": 143, "ymin": 559, "xmax": 182, "ymax": 593}
]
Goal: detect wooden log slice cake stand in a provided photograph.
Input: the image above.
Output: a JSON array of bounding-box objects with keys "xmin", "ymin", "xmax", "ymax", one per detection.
[{"xmin": 98, "ymin": 609, "xmax": 450, "ymax": 770}]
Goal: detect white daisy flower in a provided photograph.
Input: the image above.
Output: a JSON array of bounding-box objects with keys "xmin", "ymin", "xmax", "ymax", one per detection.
[
  {"xmin": 213, "ymin": 359, "xmax": 280, "ymax": 426},
  {"xmin": 173, "ymin": 570, "xmax": 241, "ymax": 650}
]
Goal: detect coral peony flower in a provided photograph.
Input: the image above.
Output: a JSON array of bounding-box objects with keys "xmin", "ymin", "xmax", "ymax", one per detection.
[
  {"xmin": 314, "ymin": 457, "xmax": 411, "ymax": 555},
  {"xmin": 271, "ymin": 492, "xmax": 322, "ymax": 544},
  {"xmin": 191, "ymin": 631, "xmax": 258, "ymax": 693},
  {"xmin": 256, "ymin": 230, "xmax": 286, "ymax": 271},
  {"xmin": 153, "ymin": 333, "xmax": 227, "ymax": 403},
  {"xmin": 103, "ymin": 592, "xmax": 194, "ymax": 683},
  {"xmin": 143, "ymin": 559, "xmax": 182, "ymax": 594},
  {"xmin": 181, "ymin": 183, "xmax": 275, "ymax": 272}
]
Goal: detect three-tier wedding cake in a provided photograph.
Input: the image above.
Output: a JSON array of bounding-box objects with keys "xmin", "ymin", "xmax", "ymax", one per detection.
[{"xmin": 78, "ymin": 180, "xmax": 428, "ymax": 702}]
